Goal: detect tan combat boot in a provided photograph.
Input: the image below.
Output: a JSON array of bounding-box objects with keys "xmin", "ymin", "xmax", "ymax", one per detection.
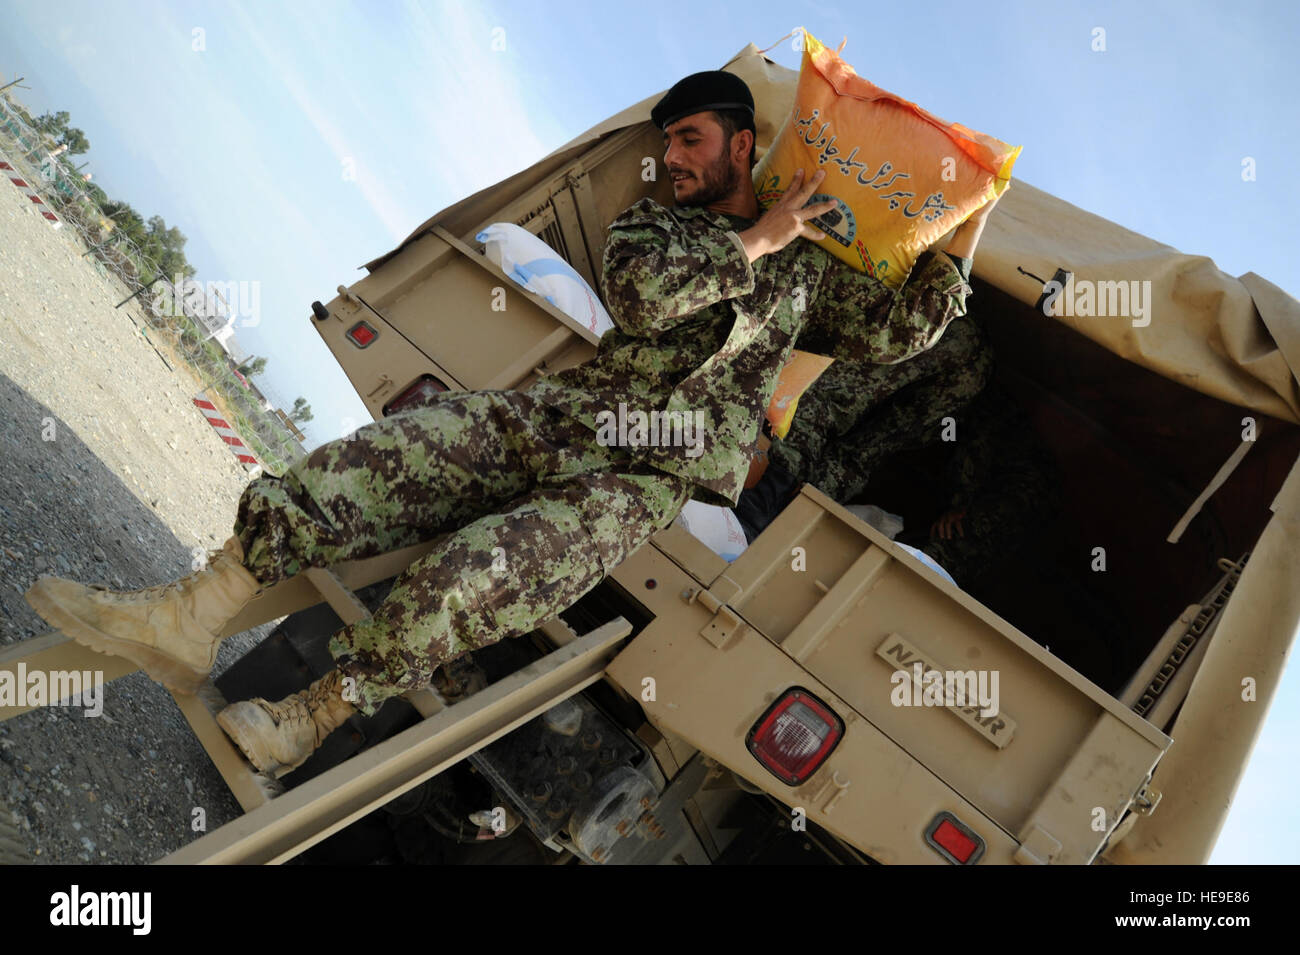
[
  {"xmin": 24, "ymin": 536, "xmax": 262, "ymax": 695},
  {"xmin": 216, "ymin": 668, "xmax": 357, "ymax": 778}
]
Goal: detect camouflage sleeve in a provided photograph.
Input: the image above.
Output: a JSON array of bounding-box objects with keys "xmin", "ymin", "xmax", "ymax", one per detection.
[
  {"xmin": 801, "ymin": 250, "xmax": 973, "ymax": 365},
  {"xmin": 601, "ymin": 199, "xmax": 756, "ymax": 339},
  {"xmin": 946, "ymin": 430, "xmax": 997, "ymax": 510}
]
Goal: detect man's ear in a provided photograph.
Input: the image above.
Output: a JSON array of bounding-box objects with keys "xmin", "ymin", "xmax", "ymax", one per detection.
[{"xmin": 734, "ymin": 128, "xmax": 755, "ymax": 164}]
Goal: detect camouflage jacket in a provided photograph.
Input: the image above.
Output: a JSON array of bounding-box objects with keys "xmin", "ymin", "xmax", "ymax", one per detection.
[
  {"xmin": 525, "ymin": 197, "xmax": 973, "ymax": 507},
  {"xmin": 943, "ymin": 384, "xmax": 1062, "ymax": 514}
]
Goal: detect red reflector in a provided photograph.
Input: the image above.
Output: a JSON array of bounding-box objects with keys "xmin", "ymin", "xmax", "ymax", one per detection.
[
  {"xmin": 925, "ymin": 812, "xmax": 985, "ymax": 864},
  {"xmin": 746, "ymin": 688, "xmax": 844, "ymax": 785},
  {"xmin": 934, "ymin": 821, "xmax": 977, "ymax": 861},
  {"xmin": 382, "ymin": 374, "xmax": 450, "ymax": 416},
  {"xmin": 347, "ymin": 321, "xmax": 377, "ymax": 348}
]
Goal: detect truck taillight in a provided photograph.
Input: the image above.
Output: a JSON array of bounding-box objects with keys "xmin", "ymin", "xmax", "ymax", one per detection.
[
  {"xmin": 746, "ymin": 688, "xmax": 843, "ymax": 785},
  {"xmin": 382, "ymin": 374, "xmax": 449, "ymax": 416}
]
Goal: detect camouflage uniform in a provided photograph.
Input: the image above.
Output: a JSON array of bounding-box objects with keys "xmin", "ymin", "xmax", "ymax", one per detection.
[
  {"xmin": 234, "ymin": 391, "xmax": 690, "ymax": 715},
  {"xmin": 916, "ymin": 383, "xmax": 1062, "ymax": 588},
  {"xmin": 528, "ymin": 198, "xmax": 974, "ymax": 506},
  {"xmin": 769, "ymin": 312, "xmax": 994, "ymax": 502},
  {"xmin": 233, "ymin": 197, "xmax": 972, "ymax": 714}
]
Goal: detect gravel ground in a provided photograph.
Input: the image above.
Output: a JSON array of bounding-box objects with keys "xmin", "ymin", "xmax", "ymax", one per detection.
[{"xmin": 0, "ymin": 168, "xmax": 281, "ymax": 863}]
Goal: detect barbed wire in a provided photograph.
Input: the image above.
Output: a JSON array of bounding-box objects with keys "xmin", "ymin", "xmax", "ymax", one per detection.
[{"xmin": 0, "ymin": 94, "xmax": 306, "ymax": 472}]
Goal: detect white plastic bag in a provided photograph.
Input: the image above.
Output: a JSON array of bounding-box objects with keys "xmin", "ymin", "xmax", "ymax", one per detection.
[
  {"xmin": 476, "ymin": 222, "xmax": 615, "ymax": 338},
  {"xmin": 895, "ymin": 543, "xmax": 956, "ymax": 586},
  {"xmin": 674, "ymin": 501, "xmax": 749, "ymax": 562},
  {"xmin": 844, "ymin": 504, "xmax": 904, "ymax": 540}
]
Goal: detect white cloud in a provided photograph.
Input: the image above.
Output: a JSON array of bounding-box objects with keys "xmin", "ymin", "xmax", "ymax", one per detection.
[
  {"xmin": 398, "ymin": 0, "xmax": 555, "ymax": 197},
  {"xmin": 226, "ymin": 1, "xmax": 412, "ymax": 243}
]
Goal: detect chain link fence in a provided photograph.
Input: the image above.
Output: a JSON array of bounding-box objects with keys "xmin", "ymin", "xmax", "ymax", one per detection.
[{"xmin": 0, "ymin": 92, "xmax": 307, "ymax": 473}]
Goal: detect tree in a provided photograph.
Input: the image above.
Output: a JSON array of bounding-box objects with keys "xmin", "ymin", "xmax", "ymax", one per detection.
[
  {"xmin": 32, "ymin": 110, "xmax": 70, "ymax": 135},
  {"xmin": 143, "ymin": 214, "xmax": 189, "ymax": 280},
  {"xmin": 60, "ymin": 127, "xmax": 90, "ymax": 156},
  {"xmin": 238, "ymin": 356, "xmax": 268, "ymax": 378},
  {"xmin": 85, "ymin": 181, "xmax": 109, "ymax": 208},
  {"xmin": 290, "ymin": 397, "xmax": 314, "ymax": 424},
  {"xmin": 94, "ymin": 203, "xmax": 193, "ymax": 282},
  {"xmin": 100, "ymin": 199, "xmax": 147, "ymax": 246},
  {"xmin": 32, "ymin": 110, "xmax": 89, "ymax": 155}
]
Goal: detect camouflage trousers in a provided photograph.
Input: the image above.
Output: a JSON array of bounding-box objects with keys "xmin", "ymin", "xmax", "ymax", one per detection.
[
  {"xmin": 770, "ymin": 316, "xmax": 993, "ymax": 501},
  {"xmin": 232, "ymin": 390, "xmax": 691, "ymax": 715}
]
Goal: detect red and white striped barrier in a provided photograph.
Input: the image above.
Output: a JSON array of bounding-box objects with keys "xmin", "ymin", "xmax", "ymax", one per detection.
[
  {"xmin": 0, "ymin": 150, "xmax": 61, "ymax": 229},
  {"xmin": 192, "ymin": 396, "xmax": 259, "ymax": 468}
]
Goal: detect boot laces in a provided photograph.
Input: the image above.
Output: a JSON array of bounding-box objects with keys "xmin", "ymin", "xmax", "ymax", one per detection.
[
  {"xmin": 255, "ymin": 693, "xmax": 312, "ymax": 734},
  {"xmin": 304, "ymin": 670, "xmax": 351, "ymax": 743},
  {"xmin": 257, "ymin": 671, "xmax": 348, "ymax": 746},
  {"xmin": 303, "ymin": 670, "xmax": 340, "ymax": 710}
]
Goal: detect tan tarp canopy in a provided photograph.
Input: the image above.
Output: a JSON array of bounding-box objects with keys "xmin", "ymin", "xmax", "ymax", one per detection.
[
  {"xmin": 373, "ymin": 44, "xmax": 1300, "ymax": 862},
  {"xmin": 383, "ymin": 42, "xmax": 1300, "ymax": 427}
]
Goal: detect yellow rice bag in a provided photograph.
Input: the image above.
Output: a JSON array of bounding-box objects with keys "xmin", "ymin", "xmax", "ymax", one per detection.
[
  {"xmin": 766, "ymin": 349, "xmax": 834, "ymax": 439},
  {"xmin": 754, "ymin": 30, "xmax": 1021, "ymax": 286}
]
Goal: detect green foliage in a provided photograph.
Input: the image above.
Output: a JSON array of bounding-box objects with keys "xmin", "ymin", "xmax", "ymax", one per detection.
[
  {"xmin": 6, "ymin": 100, "xmax": 36, "ymax": 127},
  {"xmin": 237, "ymin": 355, "xmax": 268, "ymax": 378},
  {"xmin": 32, "ymin": 110, "xmax": 89, "ymax": 154},
  {"xmin": 13, "ymin": 105, "xmax": 194, "ymax": 284},
  {"xmin": 290, "ymin": 397, "xmax": 314, "ymax": 424},
  {"xmin": 60, "ymin": 127, "xmax": 89, "ymax": 155},
  {"xmin": 5, "ymin": 98, "xmax": 302, "ymax": 474},
  {"xmin": 32, "ymin": 110, "xmax": 69, "ymax": 134},
  {"xmin": 84, "ymin": 181, "xmax": 109, "ymax": 207}
]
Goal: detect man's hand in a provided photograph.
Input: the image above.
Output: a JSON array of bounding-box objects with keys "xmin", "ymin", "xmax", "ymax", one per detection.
[
  {"xmin": 945, "ymin": 187, "xmax": 1005, "ymax": 260},
  {"xmin": 737, "ymin": 168, "xmax": 838, "ymax": 264},
  {"xmin": 964, "ymin": 188, "xmax": 1004, "ymax": 227}
]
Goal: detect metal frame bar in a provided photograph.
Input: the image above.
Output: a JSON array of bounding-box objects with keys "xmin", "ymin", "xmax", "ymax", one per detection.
[
  {"xmin": 0, "ymin": 632, "xmax": 138, "ymax": 722},
  {"xmin": 157, "ymin": 618, "xmax": 632, "ymax": 864},
  {"xmin": 1, "ymin": 544, "xmax": 441, "ymax": 725},
  {"xmin": 173, "ymin": 682, "xmax": 284, "ymax": 811}
]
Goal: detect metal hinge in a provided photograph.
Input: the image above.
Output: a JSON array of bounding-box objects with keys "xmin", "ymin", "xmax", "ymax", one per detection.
[
  {"xmin": 685, "ymin": 575, "xmax": 744, "ymax": 649},
  {"xmin": 1132, "ymin": 783, "xmax": 1163, "ymax": 817}
]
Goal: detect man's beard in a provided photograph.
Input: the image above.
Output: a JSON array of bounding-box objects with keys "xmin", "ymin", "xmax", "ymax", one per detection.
[{"xmin": 675, "ymin": 148, "xmax": 742, "ymax": 207}]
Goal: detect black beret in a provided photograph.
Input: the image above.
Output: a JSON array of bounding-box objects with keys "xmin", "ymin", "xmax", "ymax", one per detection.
[{"xmin": 652, "ymin": 70, "xmax": 755, "ymax": 131}]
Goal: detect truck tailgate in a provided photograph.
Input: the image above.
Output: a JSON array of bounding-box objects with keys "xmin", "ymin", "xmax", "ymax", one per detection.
[{"xmin": 609, "ymin": 485, "xmax": 1171, "ymax": 864}]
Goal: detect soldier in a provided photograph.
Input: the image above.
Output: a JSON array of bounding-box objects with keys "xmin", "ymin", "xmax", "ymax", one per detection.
[
  {"xmin": 735, "ymin": 316, "xmax": 994, "ymax": 541},
  {"xmin": 25, "ymin": 70, "xmax": 995, "ymax": 778},
  {"xmin": 775, "ymin": 316, "xmax": 993, "ymax": 500},
  {"xmin": 910, "ymin": 381, "xmax": 1062, "ymax": 591}
]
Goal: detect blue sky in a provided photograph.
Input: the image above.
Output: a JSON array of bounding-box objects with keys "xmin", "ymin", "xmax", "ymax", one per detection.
[{"xmin": 2, "ymin": 0, "xmax": 1297, "ymax": 863}]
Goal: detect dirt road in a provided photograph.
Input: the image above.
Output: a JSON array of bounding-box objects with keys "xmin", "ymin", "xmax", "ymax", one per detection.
[{"xmin": 0, "ymin": 166, "xmax": 278, "ymax": 862}]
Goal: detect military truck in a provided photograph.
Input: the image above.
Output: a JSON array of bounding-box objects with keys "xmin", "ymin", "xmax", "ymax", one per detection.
[{"xmin": 3, "ymin": 44, "xmax": 1297, "ymax": 865}]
